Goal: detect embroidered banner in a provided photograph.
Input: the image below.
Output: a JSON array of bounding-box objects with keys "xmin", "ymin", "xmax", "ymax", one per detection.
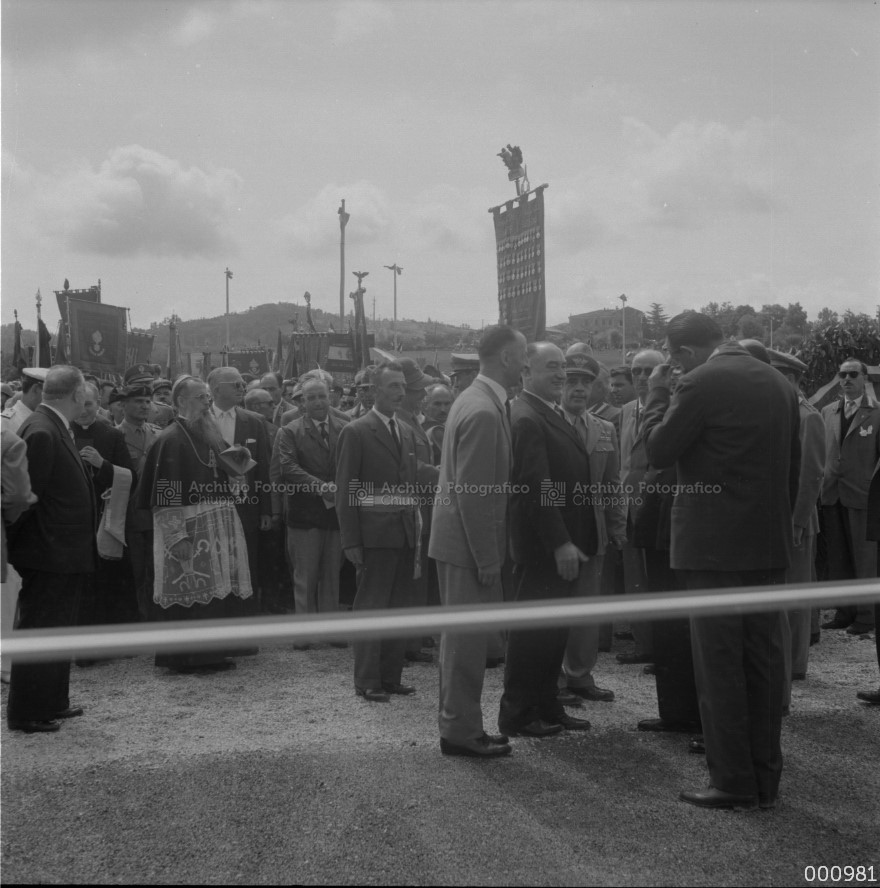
[
  {"xmin": 126, "ymin": 331, "xmax": 154, "ymax": 367},
  {"xmin": 68, "ymin": 300, "xmax": 128, "ymax": 374},
  {"xmin": 226, "ymin": 349, "xmax": 271, "ymax": 377},
  {"xmin": 490, "ymin": 185, "xmax": 547, "ymax": 341}
]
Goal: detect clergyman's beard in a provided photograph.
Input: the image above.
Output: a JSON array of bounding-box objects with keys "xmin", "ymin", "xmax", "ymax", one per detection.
[{"xmin": 186, "ymin": 412, "xmax": 226, "ymax": 452}]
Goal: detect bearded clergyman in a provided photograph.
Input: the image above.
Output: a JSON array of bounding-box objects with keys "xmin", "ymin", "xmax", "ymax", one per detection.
[{"xmin": 136, "ymin": 375, "xmax": 253, "ymax": 674}]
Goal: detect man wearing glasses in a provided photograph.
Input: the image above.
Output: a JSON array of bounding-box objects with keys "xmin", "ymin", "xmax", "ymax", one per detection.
[
  {"xmin": 208, "ymin": 367, "xmax": 272, "ymax": 632},
  {"xmin": 820, "ymin": 359, "xmax": 880, "ymax": 635}
]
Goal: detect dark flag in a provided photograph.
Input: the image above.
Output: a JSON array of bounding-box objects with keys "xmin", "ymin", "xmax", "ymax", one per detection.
[
  {"xmin": 283, "ymin": 333, "xmax": 298, "ymax": 380},
  {"xmin": 167, "ymin": 320, "xmax": 179, "ymax": 379},
  {"xmin": 12, "ymin": 319, "xmax": 27, "ymax": 371},
  {"xmin": 67, "ymin": 299, "xmax": 127, "ymax": 374},
  {"xmin": 274, "ymin": 329, "xmax": 283, "ymax": 373},
  {"xmin": 37, "ymin": 318, "xmax": 53, "ymax": 368},
  {"xmin": 54, "ymin": 322, "xmax": 68, "ymax": 364}
]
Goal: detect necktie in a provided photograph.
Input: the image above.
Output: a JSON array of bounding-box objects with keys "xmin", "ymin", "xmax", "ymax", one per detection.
[
  {"xmin": 319, "ymin": 421, "xmax": 329, "ymax": 448},
  {"xmin": 505, "ymin": 399, "xmax": 511, "ymax": 424},
  {"xmin": 389, "ymin": 418, "xmax": 401, "ymax": 453},
  {"xmin": 844, "ymin": 400, "xmax": 858, "ymax": 419},
  {"xmin": 553, "ymin": 404, "xmax": 566, "ymax": 422},
  {"xmin": 634, "ymin": 403, "xmax": 642, "ymax": 434}
]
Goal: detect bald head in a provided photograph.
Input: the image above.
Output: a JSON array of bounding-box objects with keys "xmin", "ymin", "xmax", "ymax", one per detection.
[{"xmin": 524, "ymin": 342, "xmax": 566, "ymax": 403}]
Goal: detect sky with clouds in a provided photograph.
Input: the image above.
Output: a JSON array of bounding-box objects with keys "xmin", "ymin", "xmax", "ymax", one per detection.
[{"xmin": 2, "ymin": 0, "xmax": 878, "ymax": 333}]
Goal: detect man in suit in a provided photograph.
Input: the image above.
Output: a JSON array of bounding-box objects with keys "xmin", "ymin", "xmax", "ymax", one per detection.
[
  {"xmin": 209, "ymin": 367, "xmax": 272, "ymax": 632},
  {"xmin": 275, "ymin": 378, "xmax": 348, "ymax": 627},
  {"xmin": 616, "ymin": 349, "xmax": 666, "ymax": 666},
  {"xmin": 345, "ymin": 368, "xmax": 376, "ymax": 419},
  {"xmin": 559, "ymin": 360, "xmax": 627, "ymax": 702},
  {"xmin": 768, "ymin": 350, "xmax": 826, "ymax": 691},
  {"xmin": 499, "ymin": 344, "xmax": 619, "ymax": 739},
  {"xmin": 856, "ymin": 457, "xmax": 880, "ymax": 705},
  {"xmin": 259, "ymin": 372, "xmax": 293, "ymax": 427},
  {"xmin": 335, "ymin": 361, "xmax": 421, "ymax": 702},
  {"xmin": 6, "ymin": 366, "xmax": 95, "ymax": 733},
  {"xmin": 608, "ymin": 367, "xmax": 636, "ymax": 408},
  {"xmin": 73, "ymin": 382, "xmax": 137, "ymax": 632},
  {"xmin": 819, "ymin": 359, "xmax": 880, "ymax": 635},
  {"xmin": 429, "ymin": 325, "xmax": 527, "ymax": 757},
  {"xmin": 642, "ymin": 311, "xmax": 800, "ymax": 811}
]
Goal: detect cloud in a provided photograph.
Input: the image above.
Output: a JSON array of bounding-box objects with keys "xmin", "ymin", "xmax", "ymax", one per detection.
[
  {"xmin": 332, "ymin": 1, "xmax": 394, "ymax": 45},
  {"xmin": 33, "ymin": 145, "xmax": 242, "ymax": 257},
  {"xmin": 277, "ymin": 180, "xmax": 391, "ymax": 253},
  {"xmin": 548, "ymin": 116, "xmax": 777, "ymax": 253},
  {"xmin": 171, "ymin": 8, "xmax": 217, "ymax": 47}
]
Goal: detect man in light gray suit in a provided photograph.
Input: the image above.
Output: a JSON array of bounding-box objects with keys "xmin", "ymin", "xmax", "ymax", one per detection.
[{"xmin": 430, "ymin": 325, "xmax": 527, "ymax": 758}]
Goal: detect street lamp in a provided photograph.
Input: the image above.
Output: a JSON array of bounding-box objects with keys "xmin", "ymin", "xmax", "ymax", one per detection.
[
  {"xmin": 384, "ymin": 264, "xmax": 403, "ymax": 350},
  {"xmin": 618, "ymin": 293, "xmax": 627, "ymax": 363}
]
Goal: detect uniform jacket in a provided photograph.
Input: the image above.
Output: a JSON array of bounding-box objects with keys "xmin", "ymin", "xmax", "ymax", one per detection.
[
  {"xmin": 274, "ymin": 412, "xmax": 348, "ymax": 529},
  {"xmin": 820, "ymin": 395, "xmax": 880, "ymax": 510},
  {"xmin": 642, "ymin": 343, "xmax": 800, "ymax": 572},
  {"xmin": 509, "ymin": 391, "xmax": 624, "ymax": 565},
  {"xmin": 428, "ymin": 378, "xmax": 511, "ymax": 573},
  {"xmin": 7, "ymin": 404, "xmax": 96, "ymax": 574},
  {"xmin": 335, "ymin": 410, "xmax": 418, "ymax": 550}
]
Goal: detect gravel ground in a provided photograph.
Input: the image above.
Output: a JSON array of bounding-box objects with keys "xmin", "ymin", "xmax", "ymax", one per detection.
[{"xmin": 2, "ymin": 612, "xmax": 879, "ymax": 886}]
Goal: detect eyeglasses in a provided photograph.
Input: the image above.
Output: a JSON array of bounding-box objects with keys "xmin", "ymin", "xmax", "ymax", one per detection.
[
  {"xmin": 838, "ymin": 370, "xmax": 862, "ymax": 380},
  {"xmin": 630, "ymin": 367, "xmax": 653, "ymax": 376}
]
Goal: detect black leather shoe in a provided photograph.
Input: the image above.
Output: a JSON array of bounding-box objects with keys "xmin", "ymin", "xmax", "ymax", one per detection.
[
  {"xmin": 614, "ymin": 629, "xmax": 634, "ymax": 640},
  {"xmin": 500, "ymin": 719, "xmax": 563, "ymax": 738},
  {"xmin": 809, "ymin": 631, "xmax": 821, "ymax": 646},
  {"xmin": 759, "ymin": 794, "xmax": 778, "ymax": 810},
  {"xmin": 328, "ymin": 641, "xmax": 349, "ymax": 649},
  {"xmin": 846, "ymin": 622, "xmax": 874, "ymax": 636},
  {"xmin": 616, "ymin": 652, "xmax": 653, "ymax": 665},
  {"xmin": 856, "ymin": 688, "xmax": 880, "ymax": 704},
  {"xmin": 791, "ymin": 672, "xmax": 806, "ymax": 681},
  {"xmin": 481, "ymin": 731, "xmax": 510, "ymax": 745},
  {"xmin": 553, "ymin": 714, "xmax": 591, "ymax": 731},
  {"xmin": 8, "ymin": 719, "xmax": 60, "ymax": 733},
  {"xmin": 679, "ymin": 787, "xmax": 758, "ymax": 810},
  {"xmin": 54, "ymin": 706, "xmax": 84, "ymax": 719},
  {"xmin": 688, "ymin": 737, "xmax": 706, "ymax": 755},
  {"xmin": 405, "ymin": 651, "xmax": 433, "ymax": 663},
  {"xmin": 638, "ymin": 717, "xmax": 700, "ymax": 733},
  {"xmin": 642, "ymin": 664, "xmax": 657, "ymax": 676},
  {"xmin": 485, "ymin": 657, "xmax": 505, "ymax": 669},
  {"xmin": 440, "ymin": 736, "xmax": 512, "ymax": 758},
  {"xmin": 556, "ymin": 689, "xmax": 583, "ymax": 707},
  {"xmin": 356, "ymin": 687, "xmax": 390, "ymax": 703},
  {"xmin": 821, "ymin": 618, "xmax": 849, "ymax": 630},
  {"xmin": 382, "ymin": 683, "xmax": 416, "ymax": 695},
  {"xmin": 568, "ymin": 685, "xmax": 615, "ymax": 702}
]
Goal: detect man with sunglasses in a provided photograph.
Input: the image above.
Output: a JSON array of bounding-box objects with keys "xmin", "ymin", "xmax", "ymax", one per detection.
[{"xmin": 819, "ymin": 359, "xmax": 880, "ymax": 635}]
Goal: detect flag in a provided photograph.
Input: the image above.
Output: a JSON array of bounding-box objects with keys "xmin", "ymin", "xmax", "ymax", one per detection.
[
  {"xmin": 12, "ymin": 319, "xmax": 27, "ymax": 371},
  {"xmin": 275, "ymin": 329, "xmax": 283, "ymax": 373},
  {"xmin": 37, "ymin": 318, "xmax": 53, "ymax": 368},
  {"xmin": 125, "ymin": 331, "xmax": 154, "ymax": 366},
  {"xmin": 54, "ymin": 322, "xmax": 68, "ymax": 364},
  {"xmin": 67, "ymin": 300, "xmax": 127, "ymax": 373},
  {"xmin": 283, "ymin": 333, "xmax": 298, "ymax": 380}
]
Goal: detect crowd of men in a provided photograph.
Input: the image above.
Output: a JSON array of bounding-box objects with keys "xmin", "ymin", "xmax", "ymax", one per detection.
[{"xmin": 2, "ymin": 310, "xmax": 879, "ymax": 813}]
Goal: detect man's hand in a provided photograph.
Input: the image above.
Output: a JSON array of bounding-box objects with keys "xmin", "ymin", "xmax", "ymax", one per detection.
[
  {"xmin": 648, "ymin": 363, "xmax": 674, "ymax": 391},
  {"xmin": 477, "ymin": 566, "xmax": 502, "ymax": 588},
  {"xmin": 793, "ymin": 525, "xmax": 805, "ymax": 548},
  {"xmin": 610, "ymin": 535, "xmax": 627, "ymax": 550},
  {"xmin": 259, "ymin": 515, "xmax": 273, "ymax": 532},
  {"xmin": 79, "ymin": 446, "xmax": 104, "ymax": 469},
  {"xmin": 554, "ymin": 542, "xmax": 589, "ymax": 582},
  {"xmin": 345, "ymin": 546, "xmax": 364, "ymax": 566}
]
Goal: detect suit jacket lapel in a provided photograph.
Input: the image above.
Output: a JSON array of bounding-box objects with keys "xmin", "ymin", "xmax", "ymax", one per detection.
[
  {"xmin": 845, "ymin": 397, "xmax": 874, "ymax": 439},
  {"xmin": 522, "ymin": 391, "xmax": 582, "ymax": 450},
  {"xmin": 38, "ymin": 405, "xmax": 92, "ymax": 483},
  {"xmin": 366, "ymin": 411, "xmax": 400, "ymax": 461}
]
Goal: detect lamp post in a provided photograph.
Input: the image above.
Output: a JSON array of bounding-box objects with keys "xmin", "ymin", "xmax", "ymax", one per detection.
[
  {"xmin": 384, "ymin": 264, "xmax": 403, "ymax": 350},
  {"xmin": 618, "ymin": 293, "xmax": 627, "ymax": 363},
  {"xmin": 224, "ymin": 267, "xmax": 233, "ymax": 361}
]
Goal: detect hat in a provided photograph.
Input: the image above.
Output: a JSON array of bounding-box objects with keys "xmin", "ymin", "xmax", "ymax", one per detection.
[
  {"xmin": 738, "ymin": 339, "xmax": 771, "ymax": 364},
  {"xmin": 124, "ymin": 364, "xmax": 153, "ymax": 385},
  {"xmin": 108, "ymin": 388, "xmax": 125, "ymax": 405},
  {"xmin": 151, "ymin": 378, "xmax": 172, "ymax": 394},
  {"xmin": 123, "ymin": 384, "xmax": 153, "ymax": 400},
  {"xmin": 565, "ymin": 355, "xmax": 601, "ymax": 380},
  {"xmin": 565, "ymin": 361, "xmax": 599, "ymax": 381},
  {"xmin": 449, "ymin": 353, "xmax": 479, "ymax": 376},
  {"xmin": 397, "ymin": 357, "xmax": 433, "ymax": 390},
  {"xmin": 768, "ymin": 349, "xmax": 808, "ymax": 376},
  {"xmin": 1, "ymin": 383, "xmax": 13, "ymax": 397},
  {"xmin": 21, "ymin": 367, "xmax": 50, "ymax": 383}
]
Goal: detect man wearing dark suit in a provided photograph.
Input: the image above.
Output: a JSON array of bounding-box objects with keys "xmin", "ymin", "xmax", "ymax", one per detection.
[
  {"xmin": 73, "ymin": 382, "xmax": 137, "ymax": 631},
  {"xmin": 429, "ymin": 326, "xmax": 527, "ymax": 758},
  {"xmin": 856, "ymin": 457, "xmax": 880, "ymax": 705},
  {"xmin": 275, "ymin": 378, "xmax": 349, "ymax": 624},
  {"xmin": 498, "ymin": 343, "xmax": 599, "ymax": 737},
  {"xmin": 642, "ymin": 312, "xmax": 800, "ymax": 811},
  {"xmin": 335, "ymin": 361, "xmax": 420, "ymax": 702},
  {"xmin": 6, "ymin": 366, "xmax": 96, "ymax": 733},
  {"xmin": 209, "ymin": 367, "xmax": 272, "ymax": 635},
  {"xmin": 819, "ymin": 359, "xmax": 880, "ymax": 635}
]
